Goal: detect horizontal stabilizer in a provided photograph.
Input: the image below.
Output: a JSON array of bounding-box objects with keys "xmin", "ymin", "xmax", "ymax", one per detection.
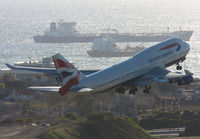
[
  {"xmin": 5, "ymin": 63, "xmax": 57, "ymax": 74},
  {"xmin": 5, "ymin": 63, "xmax": 98, "ymax": 76},
  {"xmin": 28, "ymin": 86, "xmax": 61, "ymax": 92}
]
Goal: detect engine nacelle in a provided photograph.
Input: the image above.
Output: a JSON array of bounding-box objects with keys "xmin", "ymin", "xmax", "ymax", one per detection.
[{"xmin": 177, "ymin": 75, "xmax": 193, "ymax": 86}]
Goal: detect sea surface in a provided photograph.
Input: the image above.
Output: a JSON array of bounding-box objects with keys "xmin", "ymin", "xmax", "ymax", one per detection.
[{"xmin": 1, "ymin": 0, "xmax": 200, "ymax": 77}]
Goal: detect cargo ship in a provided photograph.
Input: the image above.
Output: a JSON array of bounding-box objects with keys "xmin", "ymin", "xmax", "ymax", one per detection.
[
  {"xmin": 87, "ymin": 38, "xmax": 145, "ymax": 57},
  {"xmin": 33, "ymin": 21, "xmax": 193, "ymax": 43}
]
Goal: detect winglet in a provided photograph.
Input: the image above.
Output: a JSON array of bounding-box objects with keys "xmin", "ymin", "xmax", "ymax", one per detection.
[
  {"xmin": 185, "ymin": 70, "xmax": 193, "ymax": 76},
  {"xmin": 5, "ymin": 63, "xmax": 14, "ymax": 69}
]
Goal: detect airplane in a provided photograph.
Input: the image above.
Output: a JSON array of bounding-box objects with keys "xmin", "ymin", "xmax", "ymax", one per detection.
[{"xmin": 29, "ymin": 38, "xmax": 194, "ymax": 95}]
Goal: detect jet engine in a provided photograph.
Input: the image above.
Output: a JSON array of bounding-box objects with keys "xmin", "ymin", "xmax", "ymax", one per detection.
[{"xmin": 177, "ymin": 75, "xmax": 193, "ymax": 86}]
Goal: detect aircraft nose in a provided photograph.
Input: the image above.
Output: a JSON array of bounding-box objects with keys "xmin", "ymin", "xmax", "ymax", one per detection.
[{"xmin": 183, "ymin": 41, "xmax": 190, "ymax": 51}]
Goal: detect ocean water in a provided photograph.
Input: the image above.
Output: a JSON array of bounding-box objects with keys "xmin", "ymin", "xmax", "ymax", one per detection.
[{"xmin": 0, "ymin": 0, "xmax": 200, "ymax": 76}]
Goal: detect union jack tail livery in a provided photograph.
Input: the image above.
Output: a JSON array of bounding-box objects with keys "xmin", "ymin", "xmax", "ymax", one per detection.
[{"xmin": 53, "ymin": 54, "xmax": 81, "ymax": 95}]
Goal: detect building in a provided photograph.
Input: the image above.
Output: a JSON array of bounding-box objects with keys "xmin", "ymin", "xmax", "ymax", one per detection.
[
  {"xmin": 158, "ymin": 97, "xmax": 179, "ymax": 112},
  {"xmin": 0, "ymin": 83, "xmax": 5, "ymax": 94}
]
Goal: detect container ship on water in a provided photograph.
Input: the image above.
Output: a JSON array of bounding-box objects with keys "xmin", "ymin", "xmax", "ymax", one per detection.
[{"xmin": 33, "ymin": 21, "xmax": 194, "ymax": 43}]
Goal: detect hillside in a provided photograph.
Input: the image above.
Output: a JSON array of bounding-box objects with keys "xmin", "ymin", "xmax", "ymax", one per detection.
[{"xmin": 38, "ymin": 112, "xmax": 152, "ymax": 139}]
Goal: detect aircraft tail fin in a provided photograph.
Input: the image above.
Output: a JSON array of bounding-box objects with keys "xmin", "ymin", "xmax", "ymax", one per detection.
[{"xmin": 52, "ymin": 54, "xmax": 85, "ymax": 95}]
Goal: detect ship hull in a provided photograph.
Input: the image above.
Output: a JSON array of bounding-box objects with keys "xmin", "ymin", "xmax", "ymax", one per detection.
[{"xmin": 33, "ymin": 31, "xmax": 193, "ymax": 43}]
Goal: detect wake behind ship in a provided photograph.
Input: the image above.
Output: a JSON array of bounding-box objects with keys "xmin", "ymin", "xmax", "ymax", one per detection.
[{"xmin": 33, "ymin": 21, "xmax": 193, "ymax": 43}]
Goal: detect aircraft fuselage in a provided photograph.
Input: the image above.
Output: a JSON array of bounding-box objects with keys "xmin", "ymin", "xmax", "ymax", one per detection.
[{"xmin": 71, "ymin": 38, "xmax": 190, "ymax": 92}]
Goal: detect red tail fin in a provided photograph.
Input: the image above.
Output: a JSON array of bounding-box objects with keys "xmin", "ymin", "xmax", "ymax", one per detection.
[{"xmin": 53, "ymin": 54, "xmax": 80, "ymax": 95}]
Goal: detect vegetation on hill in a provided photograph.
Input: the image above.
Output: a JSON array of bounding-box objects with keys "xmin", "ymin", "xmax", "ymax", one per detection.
[{"xmin": 38, "ymin": 112, "xmax": 153, "ymax": 139}]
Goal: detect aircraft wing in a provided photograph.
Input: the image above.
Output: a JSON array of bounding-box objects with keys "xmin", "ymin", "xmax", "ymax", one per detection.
[{"xmin": 132, "ymin": 67, "xmax": 192, "ymax": 87}]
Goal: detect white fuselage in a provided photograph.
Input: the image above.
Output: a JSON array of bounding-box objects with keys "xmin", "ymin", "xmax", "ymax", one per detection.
[{"xmin": 71, "ymin": 38, "xmax": 190, "ymax": 92}]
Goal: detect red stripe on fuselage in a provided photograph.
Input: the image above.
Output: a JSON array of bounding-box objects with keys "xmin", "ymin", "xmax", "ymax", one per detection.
[
  {"xmin": 53, "ymin": 59, "xmax": 75, "ymax": 69},
  {"xmin": 160, "ymin": 42, "xmax": 179, "ymax": 50}
]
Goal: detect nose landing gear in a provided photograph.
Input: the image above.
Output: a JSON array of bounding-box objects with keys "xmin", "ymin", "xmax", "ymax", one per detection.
[{"xmin": 176, "ymin": 63, "xmax": 182, "ymax": 70}]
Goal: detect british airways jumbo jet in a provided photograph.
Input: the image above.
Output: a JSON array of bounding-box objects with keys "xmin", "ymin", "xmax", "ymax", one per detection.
[{"xmin": 30, "ymin": 38, "xmax": 193, "ymax": 95}]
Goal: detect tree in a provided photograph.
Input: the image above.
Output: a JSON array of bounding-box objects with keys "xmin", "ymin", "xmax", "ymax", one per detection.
[
  {"xmin": 181, "ymin": 111, "xmax": 198, "ymax": 121},
  {"xmin": 75, "ymin": 95, "xmax": 95, "ymax": 116},
  {"xmin": 183, "ymin": 119, "xmax": 200, "ymax": 136},
  {"xmin": 0, "ymin": 72, "xmax": 15, "ymax": 82}
]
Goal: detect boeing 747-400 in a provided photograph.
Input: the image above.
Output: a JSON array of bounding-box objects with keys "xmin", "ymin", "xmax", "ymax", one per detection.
[{"xmin": 30, "ymin": 38, "xmax": 193, "ymax": 95}]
